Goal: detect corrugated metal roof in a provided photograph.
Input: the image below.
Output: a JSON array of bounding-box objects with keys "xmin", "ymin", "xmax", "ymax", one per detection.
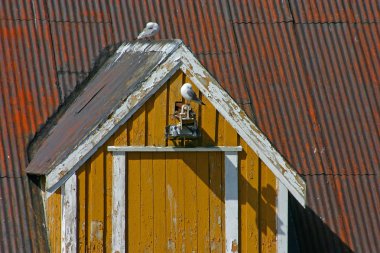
[
  {"xmin": 289, "ymin": 0, "xmax": 380, "ymax": 23},
  {"xmin": 1, "ymin": 1, "xmax": 379, "ymax": 252},
  {"xmin": 228, "ymin": 0, "xmax": 293, "ymax": 23}
]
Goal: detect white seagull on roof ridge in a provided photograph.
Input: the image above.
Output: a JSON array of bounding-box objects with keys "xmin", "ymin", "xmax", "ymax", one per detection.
[
  {"xmin": 181, "ymin": 83, "xmax": 205, "ymax": 105},
  {"xmin": 137, "ymin": 22, "xmax": 159, "ymax": 39}
]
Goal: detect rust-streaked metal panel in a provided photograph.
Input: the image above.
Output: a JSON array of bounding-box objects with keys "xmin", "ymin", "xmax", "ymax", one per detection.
[
  {"xmin": 49, "ymin": 21, "xmax": 114, "ymax": 99},
  {"xmin": 0, "ymin": 0, "xmax": 48, "ymax": 20},
  {"xmin": 0, "ymin": 20, "xmax": 59, "ymax": 177},
  {"xmin": 290, "ymin": 174, "xmax": 380, "ymax": 253},
  {"xmin": 233, "ymin": 22, "xmax": 330, "ymax": 176},
  {"xmin": 45, "ymin": 0, "xmax": 111, "ymax": 22},
  {"xmin": 294, "ymin": 23, "xmax": 380, "ymax": 175},
  {"xmin": 0, "ymin": 177, "xmax": 49, "ymax": 253},
  {"xmin": 228, "ymin": 0, "xmax": 293, "ymax": 23},
  {"xmin": 289, "ymin": 0, "xmax": 380, "ymax": 23}
]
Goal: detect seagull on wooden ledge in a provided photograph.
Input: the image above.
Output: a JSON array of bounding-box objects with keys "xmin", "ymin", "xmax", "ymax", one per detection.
[
  {"xmin": 137, "ymin": 22, "xmax": 159, "ymax": 39},
  {"xmin": 181, "ymin": 83, "xmax": 205, "ymax": 105}
]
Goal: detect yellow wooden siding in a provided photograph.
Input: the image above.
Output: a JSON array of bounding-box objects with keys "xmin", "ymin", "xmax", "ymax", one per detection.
[
  {"xmin": 46, "ymin": 189, "xmax": 61, "ymax": 253},
  {"xmin": 46, "ymin": 70, "xmax": 277, "ymax": 252}
]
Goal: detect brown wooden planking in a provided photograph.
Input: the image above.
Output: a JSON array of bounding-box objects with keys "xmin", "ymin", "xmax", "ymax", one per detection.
[{"xmin": 46, "ymin": 189, "xmax": 61, "ymax": 253}]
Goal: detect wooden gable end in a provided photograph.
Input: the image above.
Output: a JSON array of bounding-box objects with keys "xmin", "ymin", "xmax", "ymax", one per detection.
[{"xmin": 46, "ymin": 70, "xmax": 279, "ymax": 253}]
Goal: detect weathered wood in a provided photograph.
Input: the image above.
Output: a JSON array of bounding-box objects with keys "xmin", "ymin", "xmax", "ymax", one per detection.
[
  {"xmin": 225, "ymin": 151, "xmax": 239, "ymax": 253},
  {"xmin": 111, "ymin": 151, "xmax": 126, "ymax": 253},
  {"xmin": 61, "ymin": 175, "xmax": 77, "ymax": 253}
]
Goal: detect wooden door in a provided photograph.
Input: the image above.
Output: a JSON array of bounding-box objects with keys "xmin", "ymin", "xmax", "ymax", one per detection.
[{"xmin": 127, "ymin": 151, "xmax": 225, "ymax": 252}]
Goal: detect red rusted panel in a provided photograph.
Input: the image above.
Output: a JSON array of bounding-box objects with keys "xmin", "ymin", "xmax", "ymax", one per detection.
[
  {"xmin": 0, "ymin": 0, "xmax": 48, "ymax": 20},
  {"xmin": 0, "ymin": 20, "xmax": 59, "ymax": 177},
  {"xmin": 49, "ymin": 21, "xmax": 114, "ymax": 98},
  {"xmin": 45, "ymin": 0, "xmax": 111, "ymax": 22},
  {"xmin": 289, "ymin": 0, "xmax": 380, "ymax": 23},
  {"xmin": 1, "ymin": 1, "xmax": 380, "ymax": 252},
  {"xmin": 294, "ymin": 23, "xmax": 380, "ymax": 176},
  {"xmin": 0, "ymin": 177, "xmax": 49, "ymax": 252},
  {"xmin": 228, "ymin": 0, "xmax": 293, "ymax": 23},
  {"xmin": 233, "ymin": 22, "xmax": 331, "ymax": 176}
]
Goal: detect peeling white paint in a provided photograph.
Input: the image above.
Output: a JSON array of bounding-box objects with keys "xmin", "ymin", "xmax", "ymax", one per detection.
[
  {"xmin": 112, "ymin": 151, "xmax": 126, "ymax": 253},
  {"xmin": 61, "ymin": 175, "xmax": 77, "ymax": 253}
]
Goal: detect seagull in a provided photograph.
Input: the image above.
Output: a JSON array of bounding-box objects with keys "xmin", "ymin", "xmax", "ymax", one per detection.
[
  {"xmin": 137, "ymin": 22, "xmax": 159, "ymax": 39},
  {"xmin": 181, "ymin": 83, "xmax": 205, "ymax": 105}
]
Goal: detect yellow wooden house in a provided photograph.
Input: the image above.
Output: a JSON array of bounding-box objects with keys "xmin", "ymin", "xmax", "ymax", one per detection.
[{"xmin": 26, "ymin": 40, "xmax": 306, "ymax": 253}]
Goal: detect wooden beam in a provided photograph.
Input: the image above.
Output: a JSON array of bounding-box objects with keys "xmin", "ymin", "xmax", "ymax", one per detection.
[
  {"xmin": 112, "ymin": 151, "xmax": 126, "ymax": 253},
  {"xmin": 108, "ymin": 146, "xmax": 242, "ymax": 152},
  {"xmin": 277, "ymin": 181, "xmax": 289, "ymax": 253},
  {"xmin": 225, "ymin": 151, "xmax": 239, "ymax": 253},
  {"xmin": 61, "ymin": 174, "xmax": 77, "ymax": 253}
]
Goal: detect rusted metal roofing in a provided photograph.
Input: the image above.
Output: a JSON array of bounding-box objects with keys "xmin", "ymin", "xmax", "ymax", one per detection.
[
  {"xmin": 289, "ymin": 0, "xmax": 380, "ymax": 23},
  {"xmin": 1, "ymin": 0, "xmax": 379, "ymax": 252}
]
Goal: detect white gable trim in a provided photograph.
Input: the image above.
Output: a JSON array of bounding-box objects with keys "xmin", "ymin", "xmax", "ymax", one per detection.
[
  {"xmin": 45, "ymin": 42, "xmax": 306, "ymax": 206},
  {"xmin": 177, "ymin": 45, "xmax": 306, "ymax": 206}
]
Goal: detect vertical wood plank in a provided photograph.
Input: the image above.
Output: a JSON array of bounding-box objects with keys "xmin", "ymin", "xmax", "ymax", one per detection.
[
  {"xmin": 128, "ymin": 104, "xmax": 145, "ymax": 252},
  {"xmin": 200, "ymin": 93, "xmax": 217, "ymax": 146},
  {"xmin": 77, "ymin": 164, "xmax": 87, "ymax": 253},
  {"xmin": 140, "ymin": 152, "xmax": 153, "ymax": 252},
  {"xmin": 277, "ymin": 181, "xmax": 288, "ymax": 253},
  {"xmin": 168, "ymin": 71, "xmax": 184, "ymax": 126},
  {"xmin": 87, "ymin": 149, "xmax": 105, "ymax": 252},
  {"xmin": 127, "ymin": 152, "xmax": 141, "ymax": 252},
  {"xmin": 112, "ymin": 151, "xmax": 126, "ymax": 253},
  {"xmin": 183, "ymin": 152, "xmax": 198, "ymax": 252},
  {"xmin": 177, "ymin": 152, "xmax": 186, "ymax": 251},
  {"xmin": 166, "ymin": 152, "xmax": 178, "ymax": 252},
  {"xmin": 240, "ymin": 139, "xmax": 260, "ymax": 253},
  {"xmin": 217, "ymin": 112, "xmax": 225, "ymax": 146},
  {"xmin": 209, "ymin": 152, "xmax": 223, "ymax": 252},
  {"xmin": 260, "ymin": 163, "xmax": 277, "ymax": 253},
  {"xmin": 225, "ymin": 151, "xmax": 239, "ymax": 253},
  {"xmin": 153, "ymin": 152, "xmax": 166, "ymax": 251},
  {"xmin": 46, "ymin": 189, "xmax": 61, "ymax": 253},
  {"xmin": 153, "ymin": 84, "xmax": 168, "ymax": 146},
  {"xmin": 197, "ymin": 152, "xmax": 210, "ymax": 251},
  {"xmin": 61, "ymin": 175, "xmax": 77, "ymax": 253}
]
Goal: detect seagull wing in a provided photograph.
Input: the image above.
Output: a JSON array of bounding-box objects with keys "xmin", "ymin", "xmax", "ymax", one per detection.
[
  {"xmin": 186, "ymin": 89, "xmax": 198, "ymax": 100},
  {"xmin": 187, "ymin": 89, "xmax": 205, "ymax": 105}
]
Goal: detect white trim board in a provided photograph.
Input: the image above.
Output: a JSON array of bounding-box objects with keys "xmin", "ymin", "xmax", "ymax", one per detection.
[
  {"xmin": 44, "ymin": 41, "xmax": 306, "ymax": 206},
  {"xmin": 108, "ymin": 146, "xmax": 242, "ymax": 152}
]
